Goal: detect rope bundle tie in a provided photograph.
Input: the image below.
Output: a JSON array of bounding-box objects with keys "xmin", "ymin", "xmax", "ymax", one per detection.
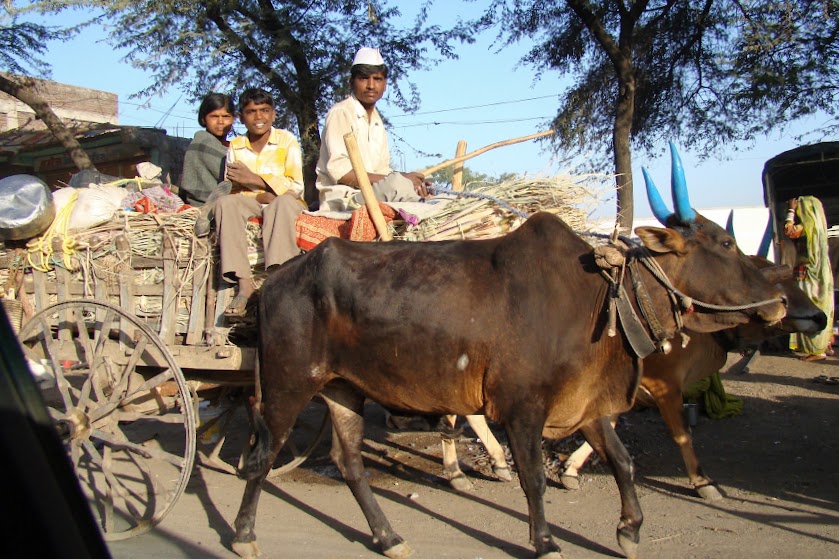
[
  {"xmin": 594, "ymin": 245, "xmax": 626, "ymax": 270},
  {"xmin": 26, "ymin": 189, "xmax": 81, "ymax": 272}
]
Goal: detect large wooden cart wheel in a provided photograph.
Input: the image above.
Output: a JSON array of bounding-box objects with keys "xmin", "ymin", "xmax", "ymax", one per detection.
[
  {"xmin": 269, "ymin": 395, "xmax": 330, "ymax": 477},
  {"xmin": 198, "ymin": 389, "xmax": 330, "ymax": 477},
  {"xmin": 17, "ymin": 300, "xmax": 196, "ymax": 541}
]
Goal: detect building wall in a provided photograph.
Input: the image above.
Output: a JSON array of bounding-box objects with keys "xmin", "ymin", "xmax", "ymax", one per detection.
[{"xmin": 0, "ymin": 73, "xmax": 118, "ymax": 132}]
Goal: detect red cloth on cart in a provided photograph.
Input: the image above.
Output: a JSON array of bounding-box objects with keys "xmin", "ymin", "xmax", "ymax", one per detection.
[{"xmin": 295, "ymin": 203, "xmax": 397, "ymax": 251}]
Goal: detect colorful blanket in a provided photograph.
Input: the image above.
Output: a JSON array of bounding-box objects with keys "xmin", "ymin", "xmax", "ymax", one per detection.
[{"xmin": 295, "ymin": 203, "xmax": 398, "ymax": 251}]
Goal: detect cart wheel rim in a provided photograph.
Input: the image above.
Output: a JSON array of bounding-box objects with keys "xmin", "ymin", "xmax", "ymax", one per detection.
[{"xmin": 17, "ymin": 299, "xmax": 196, "ymax": 540}]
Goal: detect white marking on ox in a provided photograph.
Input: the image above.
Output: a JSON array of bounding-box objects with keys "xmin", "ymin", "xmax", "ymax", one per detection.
[{"xmin": 456, "ymin": 354, "xmax": 469, "ymax": 371}]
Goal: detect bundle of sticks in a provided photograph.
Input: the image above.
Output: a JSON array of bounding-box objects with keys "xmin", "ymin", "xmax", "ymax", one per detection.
[
  {"xmin": 344, "ymin": 129, "xmax": 613, "ymax": 242},
  {"xmin": 394, "ymin": 173, "xmax": 609, "ymax": 241}
]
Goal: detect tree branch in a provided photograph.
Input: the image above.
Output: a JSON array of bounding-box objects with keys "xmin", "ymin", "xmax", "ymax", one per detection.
[{"xmin": 0, "ymin": 73, "xmax": 95, "ymax": 172}]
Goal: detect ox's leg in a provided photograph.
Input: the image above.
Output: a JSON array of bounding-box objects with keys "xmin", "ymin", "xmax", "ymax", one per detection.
[
  {"xmin": 232, "ymin": 478, "xmax": 267, "ymax": 558},
  {"xmin": 441, "ymin": 415, "xmax": 512, "ymax": 491},
  {"xmin": 559, "ymin": 416, "xmax": 618, "ymax": 490},
  {"xmin": 441, "ymin": 415, "xmax": 474, "ymax": 491},
  {"xmin": 504, "ymin": 417, "xmax": 563, "ymax": 559},
  {"xmin": 653, "ymin": 388, "xmax": 722, "ymax": 500},
  {"xmin": 320, "ymin": 383, "xmax": 412, "ymax": 559},
  {"xmin": 580, "ymin": 417, "xmax": 643, "ymax": 559},
  {"xmin": 466, "ymin": 415, "xmax": 513, "ymax": 482},
  {"xmin": 232, "ymin": 392, "xmax": 316, "ymax": 558}
]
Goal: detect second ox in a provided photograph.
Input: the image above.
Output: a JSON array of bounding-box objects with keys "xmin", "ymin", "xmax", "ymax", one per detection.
[
  {"xmin": 231, "ymin": 145, "xmax": 787, "ymax": 559},
  {"xmin": 446, "ymin": 254, "xmax": 825, "ymax": 499}
]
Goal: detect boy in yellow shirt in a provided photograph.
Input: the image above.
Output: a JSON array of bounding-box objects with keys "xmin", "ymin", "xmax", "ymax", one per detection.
[{"xmin": 214, "ymin": 88, "xmax": 305, "ymax": 318}]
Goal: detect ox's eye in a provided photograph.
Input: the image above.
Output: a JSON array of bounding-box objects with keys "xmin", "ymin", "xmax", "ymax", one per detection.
[{"xmin": 721, "ymin": 239, "xmax": 735, "ymax": 250}]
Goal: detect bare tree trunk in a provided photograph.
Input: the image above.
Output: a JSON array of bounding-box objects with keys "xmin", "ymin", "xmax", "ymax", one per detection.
[
  {"xmin": 613, "ymin": 70, "xmax": 636, "ymax": 233},
  {"xmin": 0, "ymin": 74, "xmax": 97, "ymax": 172},
  {"xmin": 567, "ymin": 0, "xmax": 640, "ymax": 233},
  {"xmin": 295, "ymin": 101, "xmax": 321, "ymax": 208}
]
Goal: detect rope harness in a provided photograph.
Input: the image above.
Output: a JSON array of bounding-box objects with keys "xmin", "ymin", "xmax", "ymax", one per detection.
[{"xmin": 594, "ymin": 235, "xmax": 785, "ymax": 358}]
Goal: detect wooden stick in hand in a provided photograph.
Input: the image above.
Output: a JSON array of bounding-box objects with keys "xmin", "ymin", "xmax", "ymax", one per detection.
[{"xmin": 343, "ymin": 132, "xmax": 393, "ymax": 242}]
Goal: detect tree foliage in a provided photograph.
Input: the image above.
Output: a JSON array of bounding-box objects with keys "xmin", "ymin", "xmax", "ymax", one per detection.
[
  {"xmin": 41, "ymin": 0, "xmax": 473, "ymax": 202},
  {"xmin": 0, "ymin": 5, "xmax": 70, "ymax": 76},
  {"xmin": 731, "ymin": 1, "xmax": 839, "ymax": 137},
  {"xmin": 428, "ymin": 166, "xmax": 517, "ymax": 187},
  {"xmin": 482, "ymin": 0, "xmax": 839, "ymax": 228}
]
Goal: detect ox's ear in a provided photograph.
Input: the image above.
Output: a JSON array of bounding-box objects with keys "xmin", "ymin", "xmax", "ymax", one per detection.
[
  {"xmin": 761, "ymin": 264, "xmax": 793, "ymax": 284},
  {"xmin": 635, "ymin": 226, "xmax": 687, "ymax": 254}
]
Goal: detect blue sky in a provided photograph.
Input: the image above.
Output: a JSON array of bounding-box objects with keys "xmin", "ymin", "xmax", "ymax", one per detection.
[{"xmin": 22, "ymin": 3, "xmax": 830, "ymax": 219}]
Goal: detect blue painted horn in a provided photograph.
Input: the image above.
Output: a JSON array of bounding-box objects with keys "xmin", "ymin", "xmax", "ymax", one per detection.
[
  {"xmin": 725, "ymin": 210, "xmax": 735, "ymax": 236},
  {"xmin": 757, "ymin": 214, "xmax": 773, "ymax": 258},
  {"xmin": 642, "ymin": 167, "xmax": 672, "ymax": 225},
  {"xmin": 670, "ymin": 142, "xmax": 696, "ymax": 223}
]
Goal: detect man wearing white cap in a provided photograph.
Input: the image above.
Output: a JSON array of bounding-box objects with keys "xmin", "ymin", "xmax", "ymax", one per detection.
[{"xmin": 316, "ymin": 47, "xmax": 429, "ymax": 211}]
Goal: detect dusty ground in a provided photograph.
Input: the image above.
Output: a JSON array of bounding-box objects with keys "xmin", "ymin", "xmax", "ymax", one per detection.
[{"xmin": 108, "ymin": 349, "xmax": 839, "ymax": 559}]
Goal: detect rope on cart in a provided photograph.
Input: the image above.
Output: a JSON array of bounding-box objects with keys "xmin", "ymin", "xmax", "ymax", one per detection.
[{"xmin": 26, "ymin": 189, "xmax": 81, "ymax": 272}]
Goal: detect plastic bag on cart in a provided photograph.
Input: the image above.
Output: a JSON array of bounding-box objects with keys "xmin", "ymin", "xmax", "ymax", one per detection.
[
  {"xmin": 0, "ymin": 174, "xmax": 55, "ymax": 241},
  {"xmin": 52, "ymin": 184, "xmax": 130, "ymax": 231},
  {"xmin": 67, "ymin": 168, "xmax": 121, "ymax": 188}
]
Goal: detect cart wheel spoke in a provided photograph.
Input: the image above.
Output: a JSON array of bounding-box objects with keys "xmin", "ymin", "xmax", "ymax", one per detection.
[
  {"xmin": 23, "ymin": 314, "xmax": 77, "ymax": 410},
  {"xmin": 17, "ymin": 300, "xmax": 196, "ymax": 541},
  {"xmin": 92, "ymin": 429, "xmax": 191, "ymax": 468}
]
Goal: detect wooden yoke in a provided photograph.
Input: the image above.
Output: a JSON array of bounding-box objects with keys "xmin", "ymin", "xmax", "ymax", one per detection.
[{"xmin": 343, "ymin": 132, "xmax": 393, "ymax": 241}]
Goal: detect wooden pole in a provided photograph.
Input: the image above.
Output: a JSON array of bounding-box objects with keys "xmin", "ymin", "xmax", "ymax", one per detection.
[
  {"xmin": 343, "ymin": 132, "xmax": 393, "ymax": 242},
  {"xmin": 451, "ymin": 140, "xmax": 468, "ymax": 192},
  {"xmin": 417, "ymin": 129, "xmax": 554, "ymax": 176}
]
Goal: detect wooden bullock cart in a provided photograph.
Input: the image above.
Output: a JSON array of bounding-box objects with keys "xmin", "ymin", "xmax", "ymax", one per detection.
[
  {"xmin": 5, "ymin": 130, "xmax": 578, "ymax": 541},
  {"xmin": 6, "ymin": 208, "xmax": 334, "ymax": 541}
]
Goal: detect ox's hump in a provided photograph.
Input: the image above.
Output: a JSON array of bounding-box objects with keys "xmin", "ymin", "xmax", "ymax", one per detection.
[{"xmin": 497, "ymin": 211, "xmax": 592, "ymax": 258}]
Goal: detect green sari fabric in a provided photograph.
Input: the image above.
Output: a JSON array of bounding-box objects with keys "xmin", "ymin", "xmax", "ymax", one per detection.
[
  {"xmin": 684, "ymin": 372, "xmax": 743, "ymax": 419},
  {"xmin": 789, "ymin": 196, "xmax": 834, "ymax": 356}
]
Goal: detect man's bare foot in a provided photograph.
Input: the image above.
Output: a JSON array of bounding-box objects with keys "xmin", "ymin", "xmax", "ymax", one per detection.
[{"xmin": 225, "ymin": 279, "xmax": 256, "ymax": 318}]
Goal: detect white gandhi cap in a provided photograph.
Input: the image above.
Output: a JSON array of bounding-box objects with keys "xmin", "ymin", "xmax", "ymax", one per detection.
[{"xmin": 352, "ymin": 47, "xmax": 385, "ymax": 66}]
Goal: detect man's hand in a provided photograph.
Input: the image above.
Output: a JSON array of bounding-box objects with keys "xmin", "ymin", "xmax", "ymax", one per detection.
[
  {"xmin": 255, "ymin": 192, "xmax": 277, "ymax": 204},
  {"xmin": 403, "ymin": 172, "xmax": 430, "ymax": 198},
  {"xmin": 784, "ymin": 197, "xmax": 799, "ymax": 237},
  {"xmin": 226, "ymin": 161, "xmax": 264, "ymax": 191}
]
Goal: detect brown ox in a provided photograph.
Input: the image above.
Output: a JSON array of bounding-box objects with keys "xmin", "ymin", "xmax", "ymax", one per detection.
[
  {"xmin": 231, "ymin": 149, "xmax": 787, "ymax": 559},
  {"xmin": 445, "ymin": 258, "xmax": 826, "ymax": 498},
  {"xmin": 555, "ymin": 257, "xmax": 826, "ymax": 500}
]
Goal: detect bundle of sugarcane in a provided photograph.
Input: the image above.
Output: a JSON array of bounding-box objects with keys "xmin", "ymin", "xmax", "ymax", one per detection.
[{"xmin": 393, "ymin": 172, "xmax": 613, "ymax": 242}]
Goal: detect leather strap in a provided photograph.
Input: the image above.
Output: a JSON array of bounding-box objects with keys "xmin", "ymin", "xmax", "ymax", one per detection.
[{"xmin": 615, "ymin": 283, "xmax": 658, "ymax": 358}]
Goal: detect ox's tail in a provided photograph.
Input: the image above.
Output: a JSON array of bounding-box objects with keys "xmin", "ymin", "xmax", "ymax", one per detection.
[
  {"xmin": 237, "ymin": 337, "xmax": 274, "ymax": 481},
  {"xmin": 237, "ymin": 396, "xmax": 274, "ymax": 480}
]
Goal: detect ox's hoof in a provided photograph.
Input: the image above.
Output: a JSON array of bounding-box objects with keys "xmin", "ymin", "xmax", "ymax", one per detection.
[
  {"xmin": 559, "ymin": 472, "xmax": 580, "ymax": 491},
  {"xmin": 696, "ymin": 483, "xmax": 723, "ymax": 501},
  {"xmin": 232, "ymin": 540, "xmax": 262, "ymax": 558},
  {"xmin": 493, "ymin": 465, "xmax": 513, "ymax": 482},
  {"xmin": 383, "ymin": 541, "xmax": 414, "ymax": 558},
  {"xmin": 537, "ymin": 552, "xmax": 565, "ymax": 559},
  {"xmin": 449, "ymin": 474, "xmax": 474, "ymax": 492},
  {"xmin": 617, "ymin": 531, "xmax": 639, "ymax": 559}
]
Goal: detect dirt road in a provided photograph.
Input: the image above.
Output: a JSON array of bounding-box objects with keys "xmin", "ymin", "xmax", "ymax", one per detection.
[{"xmin": 108, "ymin": 351, "xmax": 839, "ymax": 559}]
